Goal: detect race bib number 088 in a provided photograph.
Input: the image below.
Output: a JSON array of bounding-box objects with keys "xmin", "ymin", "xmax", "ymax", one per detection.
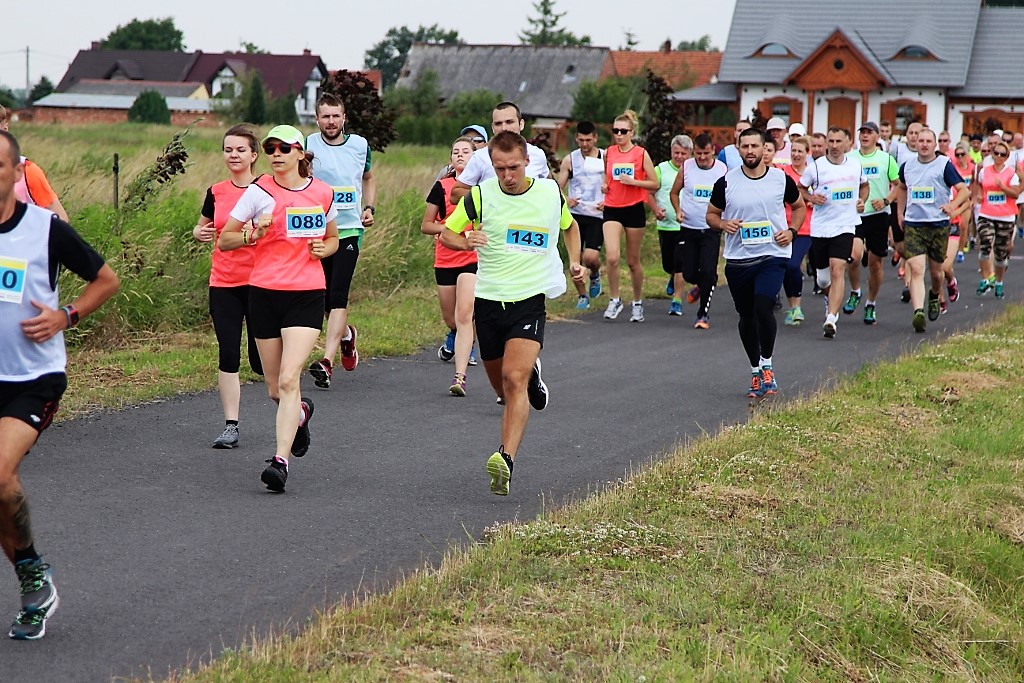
[{"xmin": 285, "ymin": 206, "xmax": 327, "ymax": 238}]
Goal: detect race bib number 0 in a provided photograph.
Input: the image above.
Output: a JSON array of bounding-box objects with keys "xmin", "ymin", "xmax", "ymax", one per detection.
[
  {"xmin": 987, "ymin": 191, "xmax": 1007, "ymax": 205},
  {"xmin": 505, "ymin": 224, "xmax": 550, "ymax": 254},
  {"xmin": 739, "ymin": 221, "xmax": 773, "ymax": 246},
  {"xmin": 910, "ymin": 186, "xmax": 935, "ymax": 204},
  {"xmin": 332, "ymin": 186, "xmax": 357, "ymax": 211},
  {"xmin": 611, "ymin": 163, "xmax": 634, "ymax": 181},
  {"xmin": 285, "ymin": 206, "xmax": 327, "ymax": 238},
  {"xmin": 0, "ymin": 256, "xmax": 28, "ymax": 304},
  {"xmin": 694, "ymin": 185, "xmax": 713, "ymax": 202},
  {"xmin": 830, "ymin": 187, "xmax": 856, "ymax": 203}
]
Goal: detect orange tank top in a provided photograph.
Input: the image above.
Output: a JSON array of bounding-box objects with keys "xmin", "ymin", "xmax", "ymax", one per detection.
[
  {"xmin": 978, "ymin": 164, "xmax": 1018, "ymax": 219},
  {"xmin": 249, "ymin": 174, "xmax": 335, "ymax": 291},
  {"xmin": 433, "ymin": 176, "xmax": 478, "ymax": 269},
  {"xmin": 604, "ymin": 145, "xmax": 648, "ymax": 208},
  {"xmin": 209, "ymin": 180, "xmax": 256, "ymax": 288}
]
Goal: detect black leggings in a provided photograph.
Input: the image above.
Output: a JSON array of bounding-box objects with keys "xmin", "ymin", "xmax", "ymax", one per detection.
[
  {"xmin": 724, "ymin": 257, "xmax": 787, "ymax": 366},
  {"xmin": 680, "ymin": 227, "xmax": 720, "ymax": 318},
  {"xmin": 209, "ymin": 286, "xmax": 263, "ymax": 375}
]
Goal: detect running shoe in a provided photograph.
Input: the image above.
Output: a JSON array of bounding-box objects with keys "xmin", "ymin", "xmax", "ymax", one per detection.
[
  {"xmin": 437, "ymin": 330, "xmax": 455, "ymax": 362},
  {"xmin": 995, "ymin": 282, "xmax": 1005, "ymax": 299},
  {"xmin": 947, "ymin": 277, "xmax": 960, "ymax": 302},
  {"xmin": 576, "ymin": 295, "xmax": 590, "ymax": 310},
  {"xmin": 939, "ymin": 300, "xmax": 948, "ymax": 315},
  {"xmin": 449, "ymin": 372, "xmax": 466, "ymax": 397},
  {"xmin": 340, "ymin": 325, "xmax": 358, "ymax": 371},
  {"xmin": 261, "ymin": 456, "xmax": 288, "ymax": 492},
  {"xmin": 901, "ymin": 286, "xmax": 910, "ymax": 303},
  {"xmin": 955, "ymin": 251, "xmax": 964, "ymax": 263},
  {"xmin": 791, "ymin": 307, "xmax": 805, "ymax": 324},
  {"xmin": 588, "ymin": 271, "xmax": 602, "ymax": 298},
  {"xmin": 9, "ymin": 602, "xmax": 59, "ymax": 641},
  {"xmin": 773, "ymin": 294, "xmax": 783, "ymax": 310},
  {"xmin": 603, "ymin": 298, "xmax": 623, "ymax": 320},
  {"xmin": 693, "ymin": 316, "xmax": 709, "ymax": 330},
  {"xmin": 863, "ymin": 304, "xmax": 877, "ymax": 325},
  {"xmin": 927, "ymin": 292, "xmax": 941, "ymax": 322},
  {"xmin": 291, "ymin": 397, "xmax": 314, "ymax": 457},
  {"xmin": 495, "ymin": 396, "xmax": 505, "ymax": 406},
  {"xmin": 468, "ymin": 344, "xmax": 478, "ymax": 366},
  {"xmin": 759, "ymin": 366, "xmax": 778, "ymax": 396},
  {"xmin": 629, "ymin": 302, "xmax": 645, "ymax": 322},
  {"xmin": 977, "ymin": 279, "xmax": 991, "ymax": 296},
  {"xmin": 898, "ymin": 264, "xmax": 905, "ymax": 279},
  {"xmin": 685, "ymin": 285, "xmax": 700, "ymax": 305},
  {"xmin": 486, "ymin": 450, "xmax": 513, "ymax": 496},
  {"xmin": 665, "ymin": 276, "xmax": 674, "ymax": 296},
  {"xmin": 891, "ymin": 252, "xmax": 901, "ymax": 267},
  {"xmin": 823, "ymin": 319, "xmax": 837, "ymax": 338},
  {"xmin": 668, "ymin": 300, "xmax": 683, "ymax": 316},
  {"xmin": 212, "ymin": 424, "xmax": 239, "ymax": 449},
  {"xmin": 308, "ymin": 357, "xmax": 333, "ymax": 389},
  {"xmin": 15, "ymin": 559, "xmax": 58, "ymax": 615},
  {"xmin": 746, "ymin": 372, "xmax": 762, "ymax": 399},
  {"xmin": 842, "ymin": 291, "xmax": 862, "ymax": 314},
  {"xmin": 784, "ymin": 308, "xmax": 796, "ymax": 326},
  {"xmin": 912, "ymin": 309, "xmax": 926, "ymax": 333},
  {"xmin": 527, "ymin": 358, "xmax": 548, "ymax": 411}
]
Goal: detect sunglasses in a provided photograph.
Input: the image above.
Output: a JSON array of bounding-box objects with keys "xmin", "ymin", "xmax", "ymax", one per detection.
[
  {"xmin": 471, "ymin": 137, "xmax": 486, "ymax": 143},
  {"xmin": 993, "ymin": 151, "xmax": 1008, "ymax": 157},
  {"xmin": 611, "ymin": 127, "xmax": 632, "ymax": 135},
  {"xmin": 955, "ymin": 152, "xmax": 966, "ymax": 157},
  {"xmin": 262, "ymin": 142, "xmax": 301, "ymax": 155}
]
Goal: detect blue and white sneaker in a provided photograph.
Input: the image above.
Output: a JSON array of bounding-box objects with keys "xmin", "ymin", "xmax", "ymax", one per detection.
[
  {"xmin": 468, "ymin": 343, "xmax": 478, "ymax": 366},
  {"xmin": 437, "ymin": 330, "xmax": 455, "ymax": 362},
  {"xmin": 576, "ymin": 295, "xmax": 590, "ymax": 310},
  {"xmin": 668, "ymin": 300, "xmax": 683, "ymax": 316},
  {"xmin": 588, "ymin": 271, "xmax": 602, "ymax": 298}
]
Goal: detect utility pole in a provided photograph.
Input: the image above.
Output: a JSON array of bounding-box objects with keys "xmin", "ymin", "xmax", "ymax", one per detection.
[{"xmin": 25, "ymin": 46, "xmax": 30, "ymax": 105}]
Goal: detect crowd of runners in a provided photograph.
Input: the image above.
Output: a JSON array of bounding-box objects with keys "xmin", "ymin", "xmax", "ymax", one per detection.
[{"xmin": 0, "ymin": 96, "xmax": 1021, "ymax": 640}]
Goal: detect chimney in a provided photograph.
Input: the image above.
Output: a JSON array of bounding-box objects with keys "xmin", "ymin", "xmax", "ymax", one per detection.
[
  {"xmin": 92, "ymin": 41, "xmax": 102, "ymax": 50},
  {"xmin": 303, "ymin": 48, "xmax": 311, "ymax": 56},
  {"xmin": 662, "ymin": 39, "xmax": 672, "ymax": 53}
]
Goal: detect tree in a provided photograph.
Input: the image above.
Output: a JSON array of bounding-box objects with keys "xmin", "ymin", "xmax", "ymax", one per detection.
[
  {"xmin": 619, "ymin": 30, "xmax": 639, "ymax": 52},
  {"xmin": 571, "ymin": 77, "xmax": 644, "ymax": 128},
  {"xmin": 127, "ymin": 91, "xmax": 171, "ymax": 124},
  {"xmin": 639, "ymin": 71, "xmax": 684, "ymax": 165},
  {"xmin": 267, "ymin": 94, "xmax": 298, "ymax": 126},
  {"xmin": 520, "ymin": 0, "xmax": 592, "ymax": 46},
  {"xmin": 29, "ymin": 76, "xmax": 54, "ymax": 104},
  {"xmin": 241, "ymin": 71, "xmax": 267, "ymax": 125},
  {"xmin": 240, "ymin": 42, "xmax": 268, "ymax": 55},
  {"xmin": 319, "ymin": 69, "xmax": 397, "ymax": 152},
  {"xmin": 100, "ymin": 18, "xmax": 185, "ymax": 51},
  {"xmin": 676, "ymin": 35, "xmax": 719, "ymax": 52},
  {"xmin": 0, "ymin": 87, "xmax": 19, "ymax": 110},
  {"xmin": 445, "ymin": 88, "xmax": 505, "ymax": 126},
  {"xmin": 364, "ymin": 25, "xmax": 462, "ymax": 91}
]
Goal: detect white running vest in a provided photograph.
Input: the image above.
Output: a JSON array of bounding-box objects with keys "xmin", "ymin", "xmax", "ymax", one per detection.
[
  {"xmin": 566, "ymin": 148, "xmax": 605, "ymax": 219},
  {"xmin": 0, "ymin": 205, "xmax": 65, "ymax": 381},
  {"xmin": 902, "ymin": 156, "xmax": 955, "ymax": 224},
  {"xmin": 680, "ymin": 158, "xmax": 727, "ymax": 230},
  {"xmin": 306, "ymin": 132, "xmax": 369, "ymax": 234},
  {"xmin": 720, "ymin": 167, "xmax": 793, "ymax": 261}
]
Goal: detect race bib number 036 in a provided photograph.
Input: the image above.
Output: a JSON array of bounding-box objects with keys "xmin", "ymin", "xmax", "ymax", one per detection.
[
  {"xmin": 505, "ymin": 225, "xmax": 550, "ymax": 254},
  {"xmin": 694, "ymin": 185, "xmax": 713, "ymax": 202},
  {"xmin": 739, "ymin": 221, "xmax": 773, "ymax": 246},
  {"xmin": 332, "ymin": 186, "xmax": 357, "ymax": 211},
  {"xmin": 0, "ymin": 256, "xmax": 28, "ymax": 304},
  {"xmin": 611, "ymin": 163, "xmax": 634, "ymax": 181},
  {"xmin": 285, "ymin": 206, "xmax": 327, "ymax": 238},
  {"xmin": 910, "ymin": 186, "xmax": 935, "ymax": 204}
]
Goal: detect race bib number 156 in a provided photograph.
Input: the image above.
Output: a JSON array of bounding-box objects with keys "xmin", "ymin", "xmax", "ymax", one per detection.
[{"xmin": 739, "ymin": 221, "xmax": 773, "ymax": 246}]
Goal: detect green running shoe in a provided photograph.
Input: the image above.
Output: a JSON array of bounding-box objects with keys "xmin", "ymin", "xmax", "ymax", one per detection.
[
  {"xmin": 486, "ymin": 450, "xmax": 513, "ymax": 496},
  {"xmin": 927, "ymin": 292, "xmax": 941, "ymax": 321},
  {"xmin": 842, "ymin": 291, "xmax": 862, "ymax": 314},
  {"xmin": 995, "ymin": 282, "xmax": 1005, "ymax": 299},
  {"xmin": 863, "ymin": 304, "xmax": 877, "ymax": 325},
  {"xmin": 912, "ymin": 309, "xmax": 926, "ymax": 333}
]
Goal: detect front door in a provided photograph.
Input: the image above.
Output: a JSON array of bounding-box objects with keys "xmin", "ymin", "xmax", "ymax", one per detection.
[{"xmin": 827, "ymin": 97, "xmax": 858, "ymax": 134}]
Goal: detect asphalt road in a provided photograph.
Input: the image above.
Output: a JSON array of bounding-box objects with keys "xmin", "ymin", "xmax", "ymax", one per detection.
[{"xmin": 2, "ymin": 268, "xmax": 1019, "ymax": 682}]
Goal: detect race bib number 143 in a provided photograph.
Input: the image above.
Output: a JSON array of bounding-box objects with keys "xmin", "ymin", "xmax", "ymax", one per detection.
[{"xmin": 505, "ymin": 225, "xmax": 550, "ymax": 253}]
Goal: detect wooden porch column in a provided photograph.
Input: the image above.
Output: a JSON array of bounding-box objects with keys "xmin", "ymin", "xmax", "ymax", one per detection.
[
  {"xmin": 807, "ymin": 90, "xmax": 815, "ymax": 132},
  {"xmin": 861, "ymin": 90, "xmax": 869, "ymax": 125}
]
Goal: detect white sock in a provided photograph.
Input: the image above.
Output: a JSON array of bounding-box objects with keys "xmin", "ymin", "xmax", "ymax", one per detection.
[
  {"xmin": 632, "ymin": 300, "xmax": 643, "ymax": 306},
  {"xmin": 750, "ymin": 366, "xmax": 760, "ymax": 375},
  {"xmin": 341, "ymin": 330, "xmax": 353, "ymax": 341},
  {"xmin": 851, "ymin": 288, "xmax": 861, "ymax": 296},
  {"xmin": 865, "ymin": 299, "xmax": 876, "ymax": 307},
  {"xmin": 759, "ymin": 357, "xmax": 772, "ymax": 368},
  {"xmin": 826, "ymin": 313, "xmax": 838, "ymax": 325}
]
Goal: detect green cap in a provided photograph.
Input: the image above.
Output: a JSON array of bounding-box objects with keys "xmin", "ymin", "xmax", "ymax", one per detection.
[{"xmin": 262, "ymin": 125, "xmax": 305, "ymax": 148}]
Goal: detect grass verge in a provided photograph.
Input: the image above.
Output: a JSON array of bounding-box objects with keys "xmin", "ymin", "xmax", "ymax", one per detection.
[{"xmin": 155, "ymin": 306, "xmax": 1024, "ymax": 681}]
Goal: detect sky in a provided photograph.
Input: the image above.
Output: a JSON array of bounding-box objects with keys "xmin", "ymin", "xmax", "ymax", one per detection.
[{"xmin": 2, "ymin": 0, "xmax": 737, "ymax": 94}]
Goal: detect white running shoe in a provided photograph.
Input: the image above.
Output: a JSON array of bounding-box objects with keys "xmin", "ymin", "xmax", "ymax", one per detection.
[
  {"xmin": 629, "ymin": 301, "xmax": 645, "ymax": 322},
  {"xmin": 603, "ymin": 299, "xmax": 623, "ymax": 320}
]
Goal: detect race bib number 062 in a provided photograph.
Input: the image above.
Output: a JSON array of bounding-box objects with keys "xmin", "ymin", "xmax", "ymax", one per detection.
[
  {"xmin": 505, "ymin": 225, "xmax": 549, "ymax": 253},
  {"xmin": 611, "ymin": 163, "xmax": 634, "ymax": 181},
  {"xmin": 285, "ymin": 206, "xmax": 327, "ymax": 238}
]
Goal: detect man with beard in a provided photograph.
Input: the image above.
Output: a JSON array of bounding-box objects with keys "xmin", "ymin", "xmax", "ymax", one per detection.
[{"xmin": 306, "ymin": 93, "xmax": 376, "ymax": 389}]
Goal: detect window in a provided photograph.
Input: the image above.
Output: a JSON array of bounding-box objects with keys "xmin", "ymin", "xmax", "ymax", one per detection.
[
  {"xmin": 880, "ymin": 99, "xmax": 927, "ymax": 134},
  {"xmin": 895, "ymin": 105, "xmax": 916, "ymax": 132},
  {"xmin": 757, "ymin": 43, "xmax": 792, "ymax": 57},
  {"xmin": 895, "ymin": 46, "xmax": 933, "ymax": 60},
  {"xmin": 771, "ymin": 103, "xmax": 791, "ymax": 126}
]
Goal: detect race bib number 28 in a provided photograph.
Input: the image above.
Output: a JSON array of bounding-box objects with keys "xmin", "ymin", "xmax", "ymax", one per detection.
[
  {"xmin": 332, "ymin": 186, "xmax": 357, "ymax": 210},
  {"xmin": 505, "ymin": 225, "xmax": 549, "ymax": 253},
  {"xmin": 0, "ymin": 256, "xmax": 28, "ymax": 304},
  {"xmin": 285, "ymin": 206, "xmax": 327, "ymax": 238}
]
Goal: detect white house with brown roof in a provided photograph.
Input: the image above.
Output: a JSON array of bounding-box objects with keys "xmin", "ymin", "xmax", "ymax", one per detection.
[{"xmin": 672, "ymin": 0, "xmax": 1024, "ymax": 138}]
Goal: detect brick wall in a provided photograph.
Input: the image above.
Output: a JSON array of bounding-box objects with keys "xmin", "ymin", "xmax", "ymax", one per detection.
[{"xmin": 27, "ymin": 107, "xmax": 221, "ymax": 127}]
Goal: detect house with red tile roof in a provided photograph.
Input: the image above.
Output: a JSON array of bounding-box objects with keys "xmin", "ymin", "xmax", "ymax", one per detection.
[{"xmin": 600, "ymin": 46, "xmax": 722, "ymax": 92}]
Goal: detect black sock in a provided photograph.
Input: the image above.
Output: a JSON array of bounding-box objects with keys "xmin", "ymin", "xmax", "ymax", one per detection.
[
  {"xmin": 14, "ymin": 545, "xmax": 39, "ymax": 563},
  {"xmin": 499, "ymin": 447, "xmax": 514, "ymax": 474},
  {"xmin": 226, "ymin": 420, "xmax": 238, "ymax": 427}
]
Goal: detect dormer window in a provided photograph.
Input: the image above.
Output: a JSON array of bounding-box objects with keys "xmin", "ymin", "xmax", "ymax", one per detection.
[
  {"xmin": 895, "ymin": 45, "xmax": 934, "ymax": 60},
  {"xmin": 755, "ymin": 43, "xmax": 794, "ymax": 57}
]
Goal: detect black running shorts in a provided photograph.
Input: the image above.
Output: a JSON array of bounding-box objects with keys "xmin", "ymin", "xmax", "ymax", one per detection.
[
  {"xmin": 474, "ymin": 294, "xmax": 546, "ymax": 362},
  {"xmin": 0, "ymin": 372, "xmax": 67, "ymax": 433}
]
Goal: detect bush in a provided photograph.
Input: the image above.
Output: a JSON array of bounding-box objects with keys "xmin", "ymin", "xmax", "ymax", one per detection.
[{"xmin": 127, "ymin": 91, "xmax": 171, "ymax": 124}]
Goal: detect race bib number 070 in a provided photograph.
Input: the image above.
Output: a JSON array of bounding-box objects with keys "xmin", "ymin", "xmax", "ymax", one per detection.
[
  {"xmin": 285, "ymin": 206, "xmax": 327, "ymax": 238},
  {"xmin": 0, "ymin": 256, "xmax": 28, "ymax": 304}
]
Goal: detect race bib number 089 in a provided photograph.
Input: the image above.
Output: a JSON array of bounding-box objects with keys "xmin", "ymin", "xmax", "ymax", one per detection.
[
  {"xmin": 0, "ymin": 256, "xmax": 28, "ymax": 304},
  {"xmin": 739, "ymin": 221, "xmax": 773, "ymax": 246},
  {"xmin": 505, "ymin": 225, "xmax": 550, "ymax": 253},
  {"xmin": 285, "ymin": 206, "xmax": 327, "ymax": 238}
]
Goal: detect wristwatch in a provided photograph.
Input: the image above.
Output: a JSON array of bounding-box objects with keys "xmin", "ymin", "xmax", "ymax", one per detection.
[
  {"xmin": 364, "ymin": 205, "xmax": 376, "ymax": 215},
  {"xmin": 62, "ymin": 304, "xmax": 80, "ymax": 328}
]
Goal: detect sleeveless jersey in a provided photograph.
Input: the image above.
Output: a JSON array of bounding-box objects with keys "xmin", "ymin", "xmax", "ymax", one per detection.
[
  {"xmin": 566, "ymin": 148, "xmax": 604, "ymax": 219},
  {"xmin": 977, "ymin": 164, "xmax": 1019, "ymax": 220},
  {"xmin": 851, "ymin": 148, "xmax": 899, "ymax": 216},
  {"xmin": 679, "ymin": 158, "xmax": 727, "ymax": 231},
  {"xmin": 604, "ymin": 145, "xmax": 648, "ymax": 208},
  {"xmin": 719, "ymin": 166, "xmax": 792, "ymax": 261},
  {"xmin": 208, "ymin": 180, "xmax": 256, "ymax": 288},
  {"xmin": 902, "ymin": 157, "xmax": 955, "ymax": 224},
  {"xmin": 467, "ymin": 177, "xmax": 567, "ymax": 302},
  {"xmin": 0, "ymin": 205, "xmax": 65, "ymax": 380},
  {"xmin": 433, "ymin": 176, "xmax": 478, "ymax": 269},
  {"xmin": 654, "ymin": 160, "xmax": 681, "ymax": 230},
  {"xmin": 773, "ymin": 141, "xmax": 792, "ymax": 166},
  {"xmin": 782, "ymin": 164, "xmax": 813, "ymax": 235},
  {"xmin": 800, "ymin": 156, "xmax": 865, "ymax": 237},
  {"xmin": 306, "ymin": 132, "xmax": 370, "ymax": 238},
  {"xmin": 241, "ymin": 175, "xmax": 336, "ymax": 291}
]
